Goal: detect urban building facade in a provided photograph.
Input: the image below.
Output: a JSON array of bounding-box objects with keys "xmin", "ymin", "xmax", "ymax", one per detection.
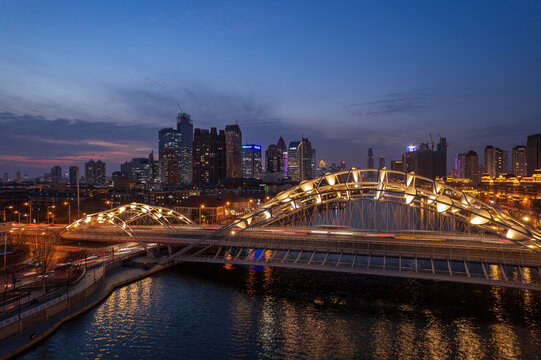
[
  {"xmin": 484, "ymin": 146, "xmax": 508, "ymax": 178},
  {"xmin": 192, "ymin": 128, "xmax": 226, "ymax": 184},
  {"xmin": 527, "ymin": 134, "xmax": 541, "ymax": 176},
  {"xmin": 241, "ymin": 144, "xmax": 262, "ymax": 179},
  {"xmin": 158, "ymin": 127, "xmax": 181, "ymax": 183},
  {"xmin": 512, "ymin": 145, "xmax": 527, "ymax": 177},
  {"xmin": 84, "ymin": 159, "xmax": 106, "ymax": 185},
  {"xmin": 402, "ymin": 138, "xmax": 447, "ymax": 179},
  {"xmin": 298, "ymin": 137, "xmax": 313, "ymax": 181},
  {"xmin": 50, "ymin": 166, "xmax": 62, "ymax": 183},
  {"xmin": 177, "ymin": 112, "xmax": 193, "ymax": 184},
  {"xmin": 287, "ymin": 141, "xmax": 300, "ymax": 182},
  {"xmin": 225, "ymin": 124, "xmax": 242, "ymax": 178}
]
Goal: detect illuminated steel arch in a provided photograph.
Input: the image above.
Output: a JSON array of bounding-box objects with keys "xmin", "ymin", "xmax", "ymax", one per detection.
[
  {"xmin": 65, "ymin": 203, "xmax": 196, "ymax": 256},
  {"xmin": 229, "ymin": 169, "xmax": 541, "ymax": 250}
]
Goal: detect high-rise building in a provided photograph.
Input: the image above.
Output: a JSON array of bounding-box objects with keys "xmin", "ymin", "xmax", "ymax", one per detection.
[
  {"xmin": 512, "ymin": 145, "xmax": 527, "ymax": 177},
  {"xmin": 2, "ymin": 173, "xmax": 8, "ymax": 183},
  {"xmin": 15, "ymin": 171, "xmax": 21, "ymax": 183},
  {"xmin": 298, "ymin": 137, "xmax": 313, "ymax": 181},
  {"xmin": 193, "ymin": 128, "xmax": 226, "ymax": 184},
  {"xmin": 50, "ymin": 166, "xmax": 62, "ymax": 183},
  {"xmin": 265, "ymin": 144, "xmax": 283, "ymax": 174},
  {"xmin": 484, "ymin": 146, "xmax": 508, "ymax": 177},
  {"xmin": 163, "ymin": 149, "xmax": 179, "ymax": 184},
  {"xmin": 287, "ymin": 141, "xmax": 300, "ymax": 181},
  {"xmin": 402, "ymin": 137, "xmax": 447, "ymax": 179},
  {"xmin": 390, "ymin": 160, "xmax": 403, "ymax": 172},
  {"xmin": 526, "ymin": 134, "xmax": 541, "ymax": 176},
  {"xmin": 225, "ymin": 124, "xmax": 242, "ymax": 178},
  {"xmin": 456, "ymin": 151, "xmax": 480, "ymax": 184},
  {"xmin": 159, "ymin": 128, "xmax": 181, "ymax": 183},
  {"xmin": 177, "ymin": 113, "xmax": 193, "ymax": 184},
  {"xmin": 311, "ymin": 149, "xmax": 317, "ymax": 177},
  {"xmin": 378, "ymin": 155, "xmax": 385, "ymax": 169},
  {"xmin": 69, "ymin": 166, "xmax": 79, "ymax": 185},
  {"xmin": 85, "ymin": 159, "xmax": 106, "ymax": 184},
  {"xmin": 339, "ymin": 161, "xmax": 347, "ymax": 171},
  {"xmin": 367, "ymin": 148, "xmax": 375, "ymax": 169},
  {"xmin": 276, "ymin": 137, "xmax": 288, "ymax": 178},
  {"xmin": 241, "ymin": 144, "xmax": 262, "ymax": 179},
  {"xmin": 149, "ymin": 150, "xmax": 160, "ymax": 183}
]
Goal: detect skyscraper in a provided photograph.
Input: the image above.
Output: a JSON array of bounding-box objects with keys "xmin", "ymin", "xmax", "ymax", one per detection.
[
  {"xmin": 512, "ymin": 145, "xmax": 527, "ymax": 177},
  {"xmin": 85, "ymin": 159, "xmax": 106, "ymax": 184},
  {"xmin": 456, "ymin": 151, "xmax": 480, "ymax": 184},
  {"xmin": 50, "ymin": 166, "xmax": 62, "ymax": 183},
  {"xmin": 193, "ymin": 128, "xmax": 226, "ymax": 184},
  {"xmin": 367, "ymin": 148, "xmax": 375, "ymax": 169},
  {"xmin": 484, "ymin": 146, "xmax": 508, "ymax": 177},
  {"xmin": 241, "ymin": 144, "xmax": 262, "ymax": 179},
  {"xmin": 526, "ymin": 134, "xmax": 541, "ymax": 176},
  {"xmin": 311, "ymin": 149, "xmax": 317, "ymax": 177},
  {"xmin": 69, "ymin": 166, "xmax": 79, "ymax": 185},
  {"xmin": 402, "ymin": 137, "xmax": 447, "ymax": 179},
  {"xmin": 225, "ymin": 124, "xmax": 242, "ymax": 178},
  {"xmin": 298, "ymin": 137, "xmax": 313, "ymax": 181},
  {"xmin": 177, "ymin": 112, "xmax": 193, "ymax": 184},
  {"xmin": 159, "ymin": 127, "xmax": 181, "ymax": 183},
  {"xmin": 378, "ymin": 155, "xmax": 385, "ymax": 169},
  {"xmin": 287, "ymin": 141, "xmax": 300, "ymax": 181},
  {"xmin": 276, "ymin": 137, "xmax": 288, "ymax": 177},
  {"xmin": 265, "ymin": 144, "xmax": 283, "ymax": 174}
]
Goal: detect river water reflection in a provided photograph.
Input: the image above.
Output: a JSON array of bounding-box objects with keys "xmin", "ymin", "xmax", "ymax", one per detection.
[{"xmin": 20, "ymin": 263, "xmax": 541, "ymax": 359}]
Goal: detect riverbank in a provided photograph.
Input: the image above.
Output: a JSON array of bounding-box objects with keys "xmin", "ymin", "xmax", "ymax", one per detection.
[{"xmin": 0, "ymin": 259, "xmax": 174, "ymax": 360}]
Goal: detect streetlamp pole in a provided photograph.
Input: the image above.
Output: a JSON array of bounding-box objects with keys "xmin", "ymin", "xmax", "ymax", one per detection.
[
  {"xmin": 2, "ymin": 206, "xmax": 13, "ymax": 222},
  {"xmin": 199, "ymin": 205, "xmax": 205, "ymax": 225},
  {"xmin": 24, "ymin": 202, "xmax": 32, "ymax": 224},
  {"xmin": 64, "ymin": 202, "xmax": 71, "ymax": 224}
]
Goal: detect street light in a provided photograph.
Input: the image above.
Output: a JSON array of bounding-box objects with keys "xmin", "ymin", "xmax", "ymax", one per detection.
[
  {"xmin": 13, "ymin": 211, "xmax": 20, "ymax": 223},
  {"xmin": 47, "ymin": 205, "xmax": 56, "ymax": 224},
  {"xmin": 24, "ymin": 202, "xmax": 32, "ymax": 224},
  {"xmin": 199, "ymin": 204, "xmax": 205, "ymax": 225},
  {"xmin": 2, "ymin": 206, "xmax": 13, "ymax": 222},
  {"xmin": 64, "ymin": 202, "xmax": 71, "ymax": 224},
  {"xmin": 105, "ymin": 200, "xmax": 113, "ymax": 209}
]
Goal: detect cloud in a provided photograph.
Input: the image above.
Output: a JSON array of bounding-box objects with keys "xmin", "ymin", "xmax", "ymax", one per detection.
[
  {"xmin": 0, "ymin": 112, "xmax": 157, "ymax": 174},
  {"xmin": 352, "ymin": 91, "xmax": 433, "ymax": 116}
]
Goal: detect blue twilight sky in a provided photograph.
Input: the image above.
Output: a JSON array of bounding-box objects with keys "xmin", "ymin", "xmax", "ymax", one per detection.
[{"xmin": 0, "ymin": 0, "xmax": 540, "ymax": 176}]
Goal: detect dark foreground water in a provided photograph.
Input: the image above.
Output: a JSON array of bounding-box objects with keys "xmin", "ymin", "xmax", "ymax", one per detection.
[{"xmin": 19, "ymin": 263, "xmax": 541, "ymax": 360}]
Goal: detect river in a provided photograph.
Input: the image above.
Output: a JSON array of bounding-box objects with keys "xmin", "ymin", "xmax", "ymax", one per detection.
[{"xmin": 19, "ymin": 263, "xmax": 541, "ymax": 359}]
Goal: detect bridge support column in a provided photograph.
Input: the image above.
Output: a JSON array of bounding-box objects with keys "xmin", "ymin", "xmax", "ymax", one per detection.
[{"xmin": 167, "ymin": 245, "xmax": 173, "ymax": 256}]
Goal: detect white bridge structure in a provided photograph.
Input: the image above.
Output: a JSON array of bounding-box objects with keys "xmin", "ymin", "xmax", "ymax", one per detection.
[{"xmin": 63, "ymin": 169, "xmax": 541, "ymax": 291}]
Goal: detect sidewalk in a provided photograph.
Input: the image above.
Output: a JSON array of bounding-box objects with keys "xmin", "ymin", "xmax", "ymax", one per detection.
[{"xmin": 0, "ymin": 263, "xmax": 160, "ymax": 359}]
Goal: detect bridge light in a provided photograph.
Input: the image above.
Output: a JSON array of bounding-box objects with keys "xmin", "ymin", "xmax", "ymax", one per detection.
[
  {"xmin": 316, "ymin": 195, "xmax": 322, "ymax": 204},
  {"xmin": 230, "ymin": 230, "xmax": 236, "ymax": 235},
  {"xmin": 85, "ymin": 216, "xmax": 91, "ymax": 223},
  {"xmin": 325, "ymin": 174, "xmax": 336, "ymax": 186},
  {"xmin": 406, "ymin": 173, "xmax": 414, "ymax": 187},
  {"xmin": 523, "ymin": 216, "xmax": 530, "ymax": 222},
  {"xmin": 119, "ymin": 207, "xmax": 126, "ymax": 213},
  {"xmin": 130, "ymin": 204, "xmax": 137, "ymax": 209},
  {"xmin": 263, "ymin": 210, "xmax": 271, "ymax": 219},
  {"xmin": 470, "ymin": 210, "xmax": 491, "ymax": 225},
  {"xmin": 352, "ymin": 170, "xmax": 359, "ymax": 183},
  {"xmin": 506, "ymin": 228, "xmax": 532, "ymax": 241},
  {"xmin": 405, "ymin": 187, "xmax": 416, "ymax": 205},
  {"xmin": 300, "ymin": 180, "xmax": 313, "ymax": 192},
  {"xmin": 436, "ymin": 195, "xmax": 452, "ymax": 213}
]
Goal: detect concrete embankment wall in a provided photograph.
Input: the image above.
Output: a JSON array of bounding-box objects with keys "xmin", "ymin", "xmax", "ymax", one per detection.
[{"xmin": 0, "ymin": 261, "xmax": 174, "ymax": 360}]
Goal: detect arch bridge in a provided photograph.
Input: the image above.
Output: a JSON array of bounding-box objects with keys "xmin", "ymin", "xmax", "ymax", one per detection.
[{"xmin": 65, "ymin": 170, "xmax": 541, "ymax": 290}]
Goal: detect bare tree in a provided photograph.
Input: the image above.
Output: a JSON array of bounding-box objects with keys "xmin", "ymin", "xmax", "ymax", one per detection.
[
  {"xmin": 1, "ymin": 264, "xmax": 24, "ymax": 298},
  {"xmin": 33, "ymin": 238, "xmax": 56, "ymax": 294}
]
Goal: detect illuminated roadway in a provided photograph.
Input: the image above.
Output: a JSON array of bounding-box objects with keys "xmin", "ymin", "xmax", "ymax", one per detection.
[{"xmin": 57, "ymin": 225, "xmax": 541, "ymax": 291}]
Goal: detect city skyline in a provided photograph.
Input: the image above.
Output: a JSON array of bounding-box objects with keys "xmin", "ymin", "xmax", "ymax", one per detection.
[{"xmin": 1, "ymin": 1, "xmax": 541, "ymax": 175}]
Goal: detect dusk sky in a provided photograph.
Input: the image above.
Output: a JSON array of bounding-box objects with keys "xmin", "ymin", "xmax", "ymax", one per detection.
[{"xmin": 1, "ymin": 0, "xmax": 540, "ymax": 176}]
